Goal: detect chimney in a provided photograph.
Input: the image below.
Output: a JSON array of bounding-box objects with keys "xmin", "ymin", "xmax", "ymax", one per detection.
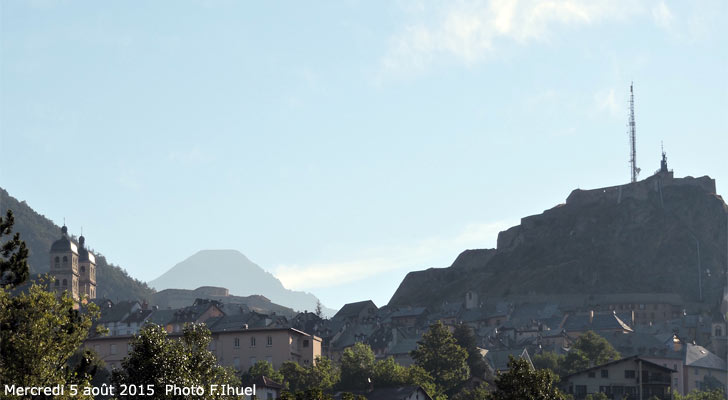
[{"xmin": 589, "ymin": 310, "xmax": 594, "ymax": 324}]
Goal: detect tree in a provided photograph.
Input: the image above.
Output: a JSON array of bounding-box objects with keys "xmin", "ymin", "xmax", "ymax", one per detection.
[
  {"xmin": 243, "ymin": 360, "xmax": 284, "ymax": 385},
  {"xmin": 453, "ymin": 323, "xmax": 489, "ymax": 380},
  {"xmin": 339, "ymin": 342, "xmax": 376, "ymax": 390},
  {"xmin": 315, "ymin": 301, "xmax": 323, "ymax": 318},
  {"xmin": 281, "ymin": 361, "xmax": 310, "ymax": 392},
  {"xmin": 0, "ymin": 277, "xmax": 100, "ymax": 400},
  {"xmin": 562, "ymin": 331, "xmax": 620, "ymax": 374},
  {"xmin": 308, "ymin": 356, "xmax": 339, "ymax": 391},
  {"xmin": 490, "ymin": 356, "xmax": 566, "ymax": 400},
  {"xmin": 411, "ymin": 321, "xmax": 470, "ymax": 395},
  {"xmin": 532, "ymin": 352, "xmax": 565, "ymax": 376},
  {"xmin": 584, "ymin": 393, "xmax": 608, "ymax": 400},
  {"xmin": 674, "ymin": 389, "xmax": 726, "ymax": 400},
  {"xmin": 406, "ymin": 364, "xmax": 441, "ymax": 399},
  {"xmin": 280, "ymin": 357, "xmax": 340, "ymax": 392},
  {"xmin": 68, "ymin": 348, "xmax": 112, "ymax": 392},
  {"xmin": 452, "ymin": 383, "xmax": 491, "ymax": 400},
  {"xmin": 372, "ymin": 356, "xmax": 409, "ymax": 387},
  {"xmin": 112, "ymin": 323, "xmax": 240, "ymax": 399},
  {"xmin": 0, "ymin": 209, "xmax": 29, "ymax": 288}
]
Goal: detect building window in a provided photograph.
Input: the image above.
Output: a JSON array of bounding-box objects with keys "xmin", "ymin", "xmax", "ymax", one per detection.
[
  {"xmin": 55, "ymin": 279, "xmax": 60, "ymax": 286},
  {"xmin": 715, "ymin": 327, "xmax": 723, "ymax": 337},
  {"xmin": 587, "ymin": 371, "xmax": 595, "ymax": 378},
  {"xmin": 625, "ymin": 370, "xmax": 635, "ymax": 379},
  {"xmin": 695, "ymin": 369, "xmax": 699, "ymax": 376},
  {"xmin": 62, "ymin": 279, "xmax": 67, "ymax": 286},
  {"xmin": 110, "ymin": 344, "xmax": 117, "ymax": 355},
  {"xmin": 250, "ymin": 357, "xmax": 256, "ymax": 367},
  {"xmin": 63, "ymin": 256, "xmax": 68, "ymax": 263},
  {"xmin": 250, "ymin": 337, "xmax": 256, "ymax": 347},
  {"xmin": 81, "ymin": 266, "xmax": 85, "ymax": 273},
  {"xmin": 601, "ymin": 370, "xmax": 609, "ymax": 378},
  {"xmin": 267, "ymin": 393, "xmax": 273, "ymax": 400},
  {"xmin": 303, "ymin": 339, "xmax": 310, "ymax": 348},
  {"xmin": 266, "ymin": 336, "xmax": 273, "ymax": 346},
  {"xmin": 234, "ymin": 337, "xmax": 240, "ymax": 348},
  {"xmin": 234, "ymin": 358, "xmax": 240, "ymax": 370}
]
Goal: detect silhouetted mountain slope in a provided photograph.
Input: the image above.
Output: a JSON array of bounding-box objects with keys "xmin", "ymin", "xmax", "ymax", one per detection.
[
  {"xmin": 0, "ymin": 187, "xmax": 154, "ymax": 301},
  {"xmin": 389, "ymin": 172, "xmax": 728, "ymax": 309},
  {"xmin": 149, "ymin": 249, "xmax": 334, "ymax": 315}
]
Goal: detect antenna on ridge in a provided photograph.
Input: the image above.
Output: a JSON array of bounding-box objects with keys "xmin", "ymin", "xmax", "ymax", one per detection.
[{"xmin": 628, "ymin": 82, "xmax": 639, "ymax": 183}]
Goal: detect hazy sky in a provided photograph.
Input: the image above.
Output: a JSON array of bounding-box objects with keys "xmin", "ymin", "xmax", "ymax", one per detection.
[{"xmin": 1, "ymin": 1, "xmax": 726, "ymax": 310}]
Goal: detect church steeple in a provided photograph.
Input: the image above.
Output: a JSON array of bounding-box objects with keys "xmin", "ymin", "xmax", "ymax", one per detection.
[{"xmin": 660, "ymin": 143, "xmax": 668, "ymax": 173}]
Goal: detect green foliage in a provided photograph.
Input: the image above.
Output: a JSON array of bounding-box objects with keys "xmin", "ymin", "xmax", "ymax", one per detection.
[
  {"xmin": 452, "ymin": 383, "xmax": 491, "ymax": 400},
  {"xmin": 281, "ymin": 361, "xmax": 310, "ymax": 391},
  {"xmin": 0, "ymin": 277, "xmax": 100, "ymax": 400},
  {"xmin": 0, "ymin": 209, "xmax": 29, "ymax": 288},
  {"xmin": 280, "ymin": 357, "xmax": 340, "ymax": 392},
  {"xmin": 68, "ymin": 348, "xmax": 112, "ymax": 389},
  {"xmin": 310, "ymin": 356, "xmax": 340, "ymax": 391},
  {"xmin": 532, "ymin": 352, "xmax": 565, "ymax": 376},
  {"xmin": 244, "ymin": 360, "xmax": 284, "ymax": 385},
  {"xmin": 112, "ymin": 323, "xmax": 240, "ymax": 399},
  {"xmin": 411, "ymin": 321, "xmax": 470, "ymax": 394},
  {"xmin": 490, "ymin": 356, "xmax": 566, "ymax": 400},
  {"xmin": 292, "ymin": 388, "xmax": 335, "ymax": 400},
  {"xmin": 453, "ymin": 323, "xmax": 489, "ymax": 380},
  {"xmin": 405, "ymin": 365, "xmax": 442, "ymax": 400},
  {"xmin": 674, "ymin": 389, "xmax": 726, "ymax": 400},
  {"xmin": 372, "ymin": 357, "xmax": 409, "ymax": 387},
  {"xmin": 584, "ymin": 393, "xmax": 608, "ymax": 400},
  {"xmin": 562, "ymin": 331, "xmax": 620, "ymax": 374},
  {"xmin": 339, "ymin": 342, "xmax": 376, "ymax": 390}
]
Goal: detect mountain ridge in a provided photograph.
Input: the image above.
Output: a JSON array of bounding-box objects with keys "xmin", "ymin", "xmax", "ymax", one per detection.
[{"xmin": 149, "ymin": 249, "xmax": 335, "ymax": 315}]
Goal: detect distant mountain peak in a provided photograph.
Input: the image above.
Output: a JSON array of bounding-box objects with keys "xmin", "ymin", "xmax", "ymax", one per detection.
[{"xmin": 149, "ymin": 249, "xmax": 333, "ymax": 315}]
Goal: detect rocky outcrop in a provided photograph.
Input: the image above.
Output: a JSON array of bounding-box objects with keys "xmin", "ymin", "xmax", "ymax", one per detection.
[{"xmin": 388, "ymin": 172, "xmax": 728, "ymax": 309}]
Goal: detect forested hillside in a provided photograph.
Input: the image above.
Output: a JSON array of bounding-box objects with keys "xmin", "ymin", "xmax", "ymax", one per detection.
[{"xmin": 0, "ymin": 187, "xmax": 154, "ymax": 301}]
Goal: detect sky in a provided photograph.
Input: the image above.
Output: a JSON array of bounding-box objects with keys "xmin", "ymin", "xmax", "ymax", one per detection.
[{"xmin": 1, "ymin": 0, "xmax": 726, "ymax": 310}]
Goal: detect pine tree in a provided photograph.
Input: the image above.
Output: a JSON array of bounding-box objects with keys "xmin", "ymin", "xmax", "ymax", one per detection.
[
  {"xmin": 0, "ymin": 209, "xmax": 29, "ymax": 288},
  {"xmin": 490, "ymin": 356, "xmax": 565, "ymax": 400},
  {"xmin": 411, "ymin": 321, "xmax": 469, "ymax": 395}
]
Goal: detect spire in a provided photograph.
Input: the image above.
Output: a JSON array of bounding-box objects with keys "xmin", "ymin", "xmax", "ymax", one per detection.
[
  {"xmin": 660, "ymin": 142, "xmax": 668, "ymax": 173},
  {"xmin": 628, "ymin": 82, "xmax": 640, "ymax": 183}
]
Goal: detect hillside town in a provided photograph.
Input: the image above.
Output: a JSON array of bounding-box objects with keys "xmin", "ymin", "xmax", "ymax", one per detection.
[{"xmin": 29, "ymin": 160, "xmax": 728, "ymax": 400}]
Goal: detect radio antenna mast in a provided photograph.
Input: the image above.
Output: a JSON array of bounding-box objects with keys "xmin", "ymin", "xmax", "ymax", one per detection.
[{"xmin": 628, "ymin": 82, "xmax": 639, "ymax": 183}]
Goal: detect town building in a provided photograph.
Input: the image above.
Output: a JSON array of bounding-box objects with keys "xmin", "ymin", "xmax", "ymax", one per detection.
[
  {"xmin": 49, "ymin": 225, "xmax": 96, "ymax": 303},
  {"xmin": 561, "ymin": 355, "xmax": 675, "ymax": 400}
]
